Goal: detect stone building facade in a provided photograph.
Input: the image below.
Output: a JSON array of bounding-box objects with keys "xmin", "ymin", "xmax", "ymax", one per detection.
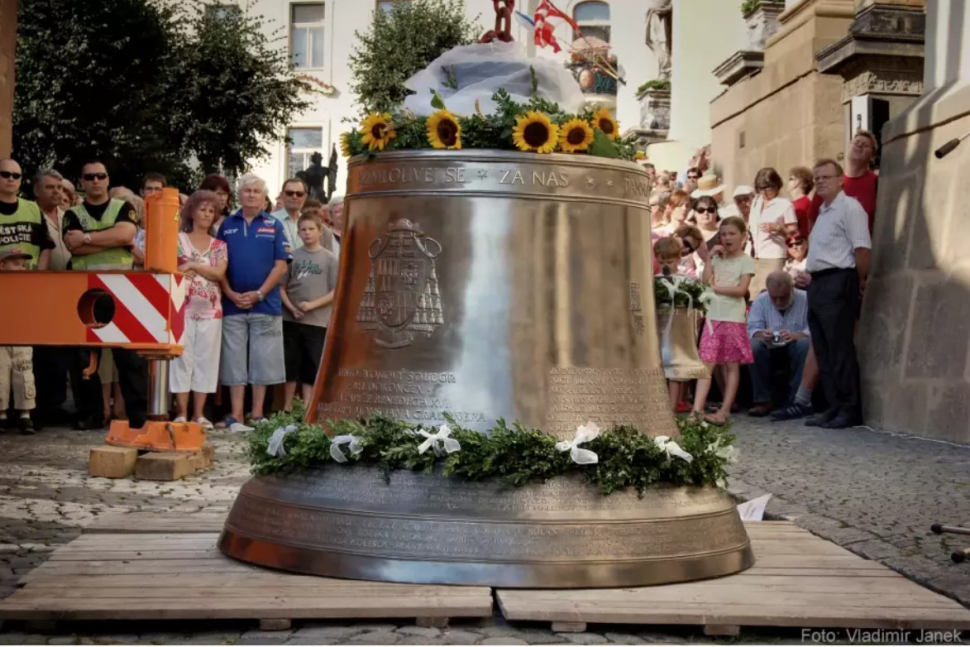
[
  {"xmin": 858, "ymin": 0, "xmax": 970, "ymax": 444},
  {"xmin": 709, "ymin": 0, "xmax": 855, "ymax": 190}
]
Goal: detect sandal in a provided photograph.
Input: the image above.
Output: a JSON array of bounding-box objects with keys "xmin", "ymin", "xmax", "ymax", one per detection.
[{"xmin": 704, "ymin": 412, "xmax": 730, "ymax": 427}]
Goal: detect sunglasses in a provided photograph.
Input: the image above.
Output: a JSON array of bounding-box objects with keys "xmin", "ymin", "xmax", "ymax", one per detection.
[
  {"xmin": 787, "ymin": 239, "xmax": 806, "ymax": 247},
  {"xmin": 694, "ymin": 207, "xmax": 716, "ymax": 214},
  {"xmin": 82, "ymin": 173, "xmax": 108, "ymax": 181},
  {"xmin": 680, "ymin": 237, "xmax": 698, "ymax": 255},
  {"xmin": 0, "ymin": 171, "xmax": 22, "ymax": 180},
  {"xmin": 284, "ymin": 190, "xmax": 306, "ymax": 198},
  {"xmin": 687, "ymin": 175, "xmax": 700, "ymax": 180}
]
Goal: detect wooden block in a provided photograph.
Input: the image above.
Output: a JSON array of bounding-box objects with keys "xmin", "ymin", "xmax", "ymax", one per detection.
[
  {"xmin": 416, "ymin": 616, "xmax": 449, "ymax": 628},
  {"xmin": 201, "ymin": 443, "xmax": 214, "ymax": 466},
  {"xmin": 89, "ymin": 446, "xmax": 137, "ymax": 479},
  {"xmin": 551, "ymin": 622, "xmax": 586, "ymax": 633},
  {"xmin": 259, "ymin": 619, "xmax": 291, "ymax": 631},
  {"xmin": 135, "ymin": 453, "xmax": 193, "ymax": 481},
  {"xmin": 187, "ymin": 453, "xmax": 207, "ymax": 473},
  {"xmin": 704, "ymin": 625, "xmax": 740, "ymax": 637}
]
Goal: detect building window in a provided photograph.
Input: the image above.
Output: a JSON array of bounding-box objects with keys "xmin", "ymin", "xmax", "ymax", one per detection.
[
  {"xmin": 377, "ymin": 0, "xmax": 408, "ymax": 14},
  {"xmin": 205, "ymin": 4, "xmax": 241, "ymax": 22},
  {"xmin": 573, "ymin": 1, "xmax": 611, "ymax": 44},
  {"xmin": 288, "ymin": 127, "xmax": 324, "ymax": 178},
  {"xmin": 291, "ymin": 3, "xmax": 325, "ymax": 69}
]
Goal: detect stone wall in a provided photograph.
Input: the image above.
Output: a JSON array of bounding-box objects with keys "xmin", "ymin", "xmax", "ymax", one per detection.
[
  {"xmin": 709, "ymin": 0, "xmax": 854, "ymax": 188},
  {"xmin": 859, "ymin": 0, "xmax": 970, "ymax": 444},
  {"xmin": 860, "ymin": 88, "xmax": 970, "ymax": 444},
  {"xmin": 0, "ymin": 0, "xmax": 17, "ymax": 158}
]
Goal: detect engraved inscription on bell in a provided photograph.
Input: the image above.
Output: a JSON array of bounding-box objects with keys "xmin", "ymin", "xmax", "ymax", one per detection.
[{"xmin": 358, "ymin": 218, "xmax": 443, "ymax": 350}]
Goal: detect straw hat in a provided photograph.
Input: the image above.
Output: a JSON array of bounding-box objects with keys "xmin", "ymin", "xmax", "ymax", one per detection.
[{"xmin": 691, "ymin": 175, "xmax": 726, "ymax": 198}]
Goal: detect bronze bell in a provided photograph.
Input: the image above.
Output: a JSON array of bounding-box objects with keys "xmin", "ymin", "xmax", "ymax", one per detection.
[{"xmin": 219, "ymin": 150, "xmax": 753, "ymax": 588}]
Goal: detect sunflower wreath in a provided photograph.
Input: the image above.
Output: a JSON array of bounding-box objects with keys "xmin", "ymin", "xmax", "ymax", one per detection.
[
  {"xmin": 245, "ymin": 401, "xmax": 738, "ymax": 497},
  {"xmin": 341, "ymin": 89, "xmax": 637, "ymax": 161}
]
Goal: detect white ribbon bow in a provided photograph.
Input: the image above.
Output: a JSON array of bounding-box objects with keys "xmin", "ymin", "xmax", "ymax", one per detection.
[
  {"xmin": 417, "ymin": 424, "xmax": 461, "ymax": 457},
  {"xmin": 266, "ymin": 425, "xmax": 299, "ymax": 458},
  {"xmin": 654, "ymin": 435, "xmax": 694, "ymax": 463},
  {"xmin": 330, "ymin": 434, "xmax": 363, "ymax": 463},
  {"xmin": 709, "ymin": 439, "xmax": 739, "ymax": 464},
  {"xmin": 555, "ymin": 421, "xmax": 601, "ymax": 465}
]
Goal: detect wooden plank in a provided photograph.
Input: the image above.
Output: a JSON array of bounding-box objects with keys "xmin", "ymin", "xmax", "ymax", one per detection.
[
  {"xmin": 496, "ymin": 595, "xmax": 970, "ymax": 630},
  {"xmin": 83, "ymin": 512, "xmax": 227, "ymax": 534},
  {"xmin": 0, "ymin": 593, "xmax": 493, "ymax": 622}
]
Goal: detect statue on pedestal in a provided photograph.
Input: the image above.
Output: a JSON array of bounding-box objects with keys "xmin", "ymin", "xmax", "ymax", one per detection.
[
  {"xmin": 646, "ymin": 0, "xmax": 673, "ymax": 80},
  {"xmin": 297, "ymin": 151, "xmax": 328, "ymax": 202}
]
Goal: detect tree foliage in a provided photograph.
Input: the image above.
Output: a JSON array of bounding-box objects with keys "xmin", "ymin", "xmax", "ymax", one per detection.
[
  {"xmin": 170, "ymin": 3, "xmax": 311, "ymax": 177},
  {"xmin": 349, "ymin": 0, "xmax": 479, "ymax": 114},
  {"xmin": 12, "ymin": 0, "xmax": 310, "ymax": 189}
]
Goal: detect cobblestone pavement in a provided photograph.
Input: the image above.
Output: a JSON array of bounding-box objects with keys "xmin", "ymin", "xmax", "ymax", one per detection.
[{"xmin": 0, "ymin": 420, "xmax": 967, "ymax": 644}]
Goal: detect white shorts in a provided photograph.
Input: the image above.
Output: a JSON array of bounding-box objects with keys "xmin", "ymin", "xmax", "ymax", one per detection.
[{"xmin": 170, "ymin": 318, "xmax": 222, "ymax": 394}]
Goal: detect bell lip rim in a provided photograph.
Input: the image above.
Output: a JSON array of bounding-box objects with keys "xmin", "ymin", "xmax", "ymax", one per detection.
[
  {"xmin": 346, "ymin": 149, "xmax": 648, "ymax": 174},
  {"xmin": 217, "ymin": 528, "xmax": 756, "ymax": 589}
]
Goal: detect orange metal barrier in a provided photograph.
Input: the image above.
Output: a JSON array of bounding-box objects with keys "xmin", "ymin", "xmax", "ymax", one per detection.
[{"xmin": 0, "ymin": 187, "xmax": 205, "ymax": 451}]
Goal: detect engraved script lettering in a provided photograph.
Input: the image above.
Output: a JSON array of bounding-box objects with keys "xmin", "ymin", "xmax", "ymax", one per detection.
[
  {"xmin": 320, "ymin": 370, "xmax": 488, "ymax": 426},
  {"xmin": 545, "ymin": 367, "xmax": 674, "ymax": 434}
]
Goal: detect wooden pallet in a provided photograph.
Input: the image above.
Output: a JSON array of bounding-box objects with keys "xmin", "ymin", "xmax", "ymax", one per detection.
[
  {"xmin": 7, "ymin": 513, "xmax": 970, "ymax": 636},
  {"xmin": 498, "ymin": 522, "xmax": 970, "ymax": 635},
  {"xmin": 0, "ymin": 530, "xmax": 493, "ymax": 629}
]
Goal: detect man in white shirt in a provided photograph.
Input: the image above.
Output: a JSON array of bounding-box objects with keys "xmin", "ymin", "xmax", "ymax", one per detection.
[
  {"xmin": 804, "ymin": 158, "xmax": 871, "ymax": 429},
  {"xmin": 746, "ymin": 272, "xmax": 810, "ymax": 416},
  {"xmin": 272, "ymin": 178, "xmax": 309, "ymax": 252}
]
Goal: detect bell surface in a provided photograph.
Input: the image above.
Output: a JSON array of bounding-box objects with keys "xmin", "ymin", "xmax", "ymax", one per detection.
[
  {"xmin": 658, "ymin": 305, "xmax": 711, "ymax": 381},
  {"xmin": 219, "ymin": 150, "xmax": 753, "ymax": 587}
]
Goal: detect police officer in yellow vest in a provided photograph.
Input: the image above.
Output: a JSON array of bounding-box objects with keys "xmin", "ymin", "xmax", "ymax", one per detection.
[
  {"xmin": 0, "ymin": 158, "xmax": 54, "ymax": 271},
  {"xmin": 63, "ymin": 161, "xmax": 149, "ymax": 430}
]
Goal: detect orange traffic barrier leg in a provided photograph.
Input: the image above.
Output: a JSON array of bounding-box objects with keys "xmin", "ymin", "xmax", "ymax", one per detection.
[
  {"xmin": 106, "ymin": 420, "xmax": 206, "ymax": 453},
  {"xmin": 103, "ymin": 357, "xmax": 206, "ymax": 453}
]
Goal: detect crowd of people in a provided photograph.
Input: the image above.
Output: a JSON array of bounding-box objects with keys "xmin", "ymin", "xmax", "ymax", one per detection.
[
  {"xmin": 0, "ymin": 130, "xmax": 877, "ymax": 435},
  {"xmin": 648, "ymin": 131, "xmax": 879, "ymax": 429},
  {"xmin": 0, "ymin": 157, "xmax": 343, "ymax": 434}
]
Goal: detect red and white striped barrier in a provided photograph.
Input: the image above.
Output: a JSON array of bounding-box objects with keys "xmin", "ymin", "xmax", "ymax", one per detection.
[{"xmin": 85, "ymin": 274, "xmax": 187, "ymax": 346}]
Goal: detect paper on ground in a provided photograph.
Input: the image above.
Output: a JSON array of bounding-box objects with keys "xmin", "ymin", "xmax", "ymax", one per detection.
[{"xmin": 737, "ymin": 493, "xmax": 772, "ymax": 521}]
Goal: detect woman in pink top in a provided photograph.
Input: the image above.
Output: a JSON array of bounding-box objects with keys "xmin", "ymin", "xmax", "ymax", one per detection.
[{"xmin": 169, "ymin": 191, "xmax": 229, "ymax": 429}]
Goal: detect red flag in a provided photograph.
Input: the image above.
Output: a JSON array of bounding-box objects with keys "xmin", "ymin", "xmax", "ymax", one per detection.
[{"xmin": 534, "ymin": 0, "xmax": 579, "ymax": 52}]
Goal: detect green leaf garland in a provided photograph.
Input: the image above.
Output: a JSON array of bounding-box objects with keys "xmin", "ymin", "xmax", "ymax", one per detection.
[{"xmin": 246, "ymin": 402, "xmax": 737, "ymax": 497}]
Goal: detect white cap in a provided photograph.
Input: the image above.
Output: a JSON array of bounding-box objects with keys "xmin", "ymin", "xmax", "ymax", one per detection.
[{"xmin": 732, "ymin": 185, "xmax": 755, "ymax": 198}]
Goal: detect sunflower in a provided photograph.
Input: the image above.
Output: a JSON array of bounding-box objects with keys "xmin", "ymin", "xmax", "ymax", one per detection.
[
  {"xmin": 339, "ymin": 132, "xmax": 353, "ymax": 158},
  {"xmin": 427, "ymin": 110, "xmax": 462, "ymax": 150},
  {"xmin": 592, "ymin": 108, "xmax": 620, "ymax": 141},
  {"xmin": 558, "ymin": 118, "xmax": 595, "ymax": 154},
  {"xmin": 360, "ymin": 112, "xmax": 397, "ymax": 151},
  {"xmin": 635, "ymin": 151, "xmax": 647, "ymax": 161},
  {"xmin": 512, "ymin": 111, "xmax": 559, "ymax": 154}
]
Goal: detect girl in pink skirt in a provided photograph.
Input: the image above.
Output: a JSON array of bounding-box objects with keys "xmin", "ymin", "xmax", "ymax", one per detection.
[{"xmin": 693, "ymin": 216, "xmax": 755, "ymax": 426}]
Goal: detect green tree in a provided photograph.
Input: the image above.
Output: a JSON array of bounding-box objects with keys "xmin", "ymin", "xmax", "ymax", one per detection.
[
  {"xmin": 12, "ymin": 0, "xmax": 311, "ymax": 189},
  {"xmin": 13, "ymin": 0, "xmax": 185, "ymax": 187},
  {"xmin": 349, "ymin": 0, "xmax": 480, "ymax": 114},
  {"xmin": 169, "ymin": 2, "xmax": 312, "ymax": 177}
]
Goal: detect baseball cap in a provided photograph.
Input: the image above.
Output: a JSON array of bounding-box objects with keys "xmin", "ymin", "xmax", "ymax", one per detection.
[
  {"xmin": 732, "ymin": 185, "xmax": 755, "ymax": 198},
  {"xmin": 0, "ymin": 247, "xmax": 33, "ymax": 263}
]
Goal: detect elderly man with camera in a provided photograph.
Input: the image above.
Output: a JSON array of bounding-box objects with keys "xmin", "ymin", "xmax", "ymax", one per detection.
[{"xmin": 746, "ymin": 271, "xmax": 811, "ymax": 417}]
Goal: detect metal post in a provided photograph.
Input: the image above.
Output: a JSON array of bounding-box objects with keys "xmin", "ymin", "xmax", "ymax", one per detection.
[{"xmin": 148, "ymin": 359, "xmax": 170, "ymax": 419}]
